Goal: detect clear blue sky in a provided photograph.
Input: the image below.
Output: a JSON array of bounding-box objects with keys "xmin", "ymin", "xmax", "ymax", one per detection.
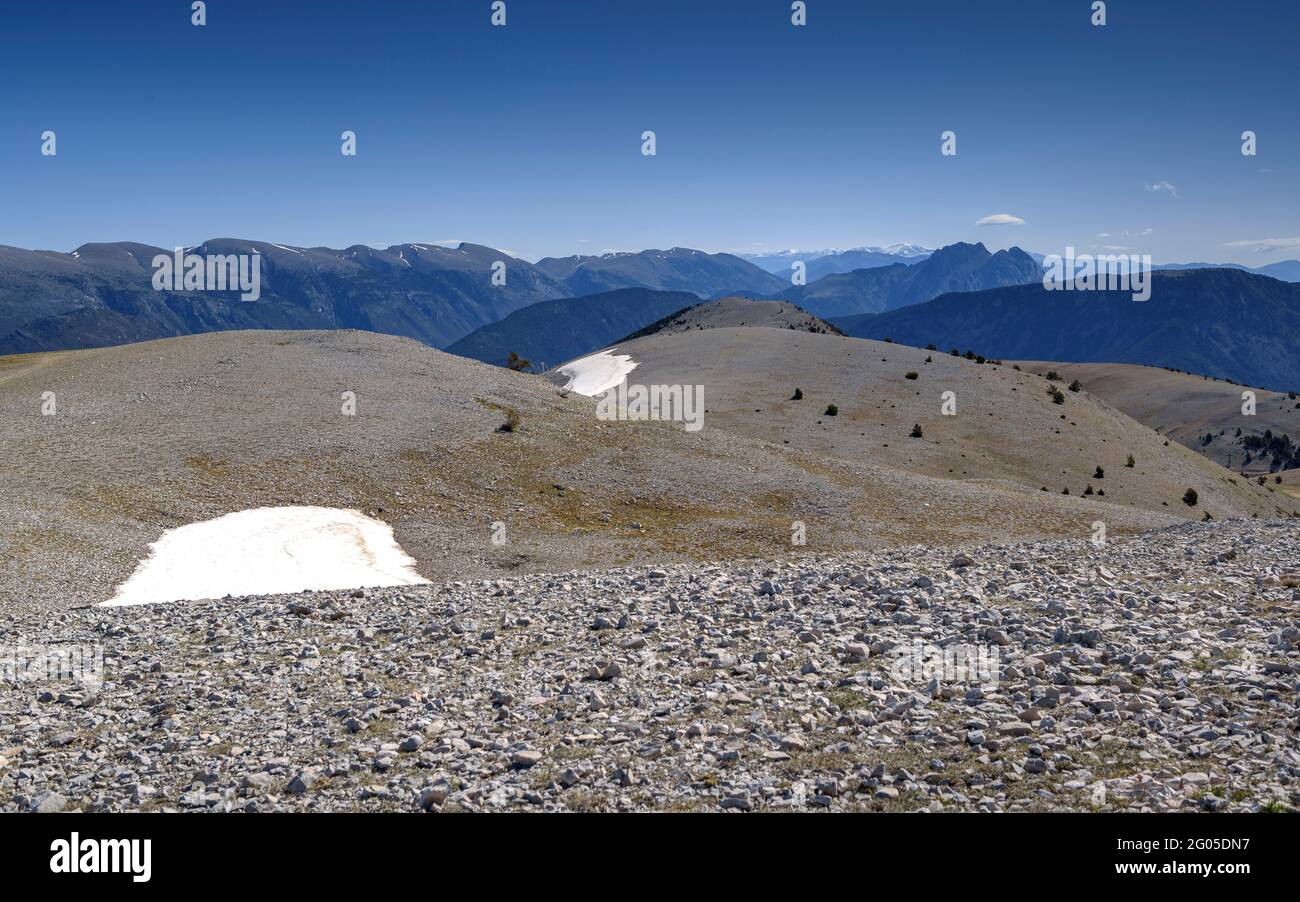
[{"xmin": 1, "ymin": 0, "xmax": 1296, "ymax": 263}]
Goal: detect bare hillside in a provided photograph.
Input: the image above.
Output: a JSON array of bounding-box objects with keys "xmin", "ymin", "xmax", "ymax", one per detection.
[
  {"xmin": 1016, "ymin": 360, "xmax": 1300, "ymax": 474},
  {"xmin": 606, "ymin": 328, "xmax": 1289, "ymax": 521},
  {"xmin": 623, "ymin": 297, "xmax": 840, "ymax": 340},
  {"xmin": 0, "ymin": 329, "xmax": 1204, "ymax": 613}
]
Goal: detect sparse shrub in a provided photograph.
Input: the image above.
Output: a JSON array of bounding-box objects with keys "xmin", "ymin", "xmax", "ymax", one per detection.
[
  {"xmin": 1202, "ymin": 511, "xmax": 1213, "ymax": 521},
  {"xmin": 924, "ymin": 356, "xmax": 932, "ymax": 364},
  {"xmin": 1045, "ymin": 370, "xmax": 1062, "ymax": 382},
  {"xmin": 1126, "ymin": 455, "xmax": 1135, "ymax": 468},
  {"xmin": 909, "ymin": 423, "xmax": 923, "ymax": 438},
  {"xmin": 1062, "ymin": 487, "xmax": 1070, "ymax": 495},
  {"xmin": 1097, "ymin": 488, "xmax": 1104, "ymax": 496},
  {"xmin": 824, "ymin": 404, "xmax": 838, "ymax": 416},
  {"xmin": 949, "ymin": 348, "xmax": 960, "ymax": 357},
  {"xmin": 926, "ymin": 343, "xmax": 937, "ymax": 351},
  {"xmin": 1069, "ymin": 379, "xmax": 1082, "ymax": 392},
  {"xmin": 791, "ymin": 387, "xmax": 803, "ymax": 400},
  {"xmin": 905, "ymin": 371, "xmax": 919, "ymax": 380},
  {"xmin": 1094, "ymin": 466, "xmax": 1104, "ymax": 479},
  {"xmin": 499, "ymin": 408, "xmax": 522, "ymax": 432},
  {"xmin": 1048, "ymin": 386, "xmax": 1065, "ymax": 404},
  {"xmin": 506, "ymin": 351, "xmax": 533, "ymax": 373},
  {"xmin": 1183, "ymin": 488, "xmax": 1198, "ymax": 506}
]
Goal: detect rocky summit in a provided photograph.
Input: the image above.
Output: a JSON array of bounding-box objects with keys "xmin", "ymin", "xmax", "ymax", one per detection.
[{"xmin": 3, "ymin": 519, "xmax": 1297, "ymax": 813}]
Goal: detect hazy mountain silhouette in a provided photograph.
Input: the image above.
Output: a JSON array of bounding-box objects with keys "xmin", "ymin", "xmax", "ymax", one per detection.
[{"xmin": 839, "ymin": 268, "xmax": 1300, "ymax": 392}]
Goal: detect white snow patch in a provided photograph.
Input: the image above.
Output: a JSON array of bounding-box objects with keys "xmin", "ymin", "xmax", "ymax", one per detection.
[
  {"xmin": 555, "ymin": 349, "xmax": 638, "ymax": 397},
  {"xmin": 270, "ymin": 243, "xmax": 303, "ymax": 255},
  {"xmin": 103, "ymin": 506, "xmax": 428, "ymax": 606}
]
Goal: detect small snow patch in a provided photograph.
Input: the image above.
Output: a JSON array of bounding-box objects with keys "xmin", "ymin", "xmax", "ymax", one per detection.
[{"xmin": 555, "ymin": 349, "xmax": 638, "ymax": 397}]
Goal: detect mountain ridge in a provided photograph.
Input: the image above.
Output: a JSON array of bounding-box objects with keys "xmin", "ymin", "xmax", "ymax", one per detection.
[{"xmin": 839, "ymin": 268, "xmax": 1300, "ymax": 393}]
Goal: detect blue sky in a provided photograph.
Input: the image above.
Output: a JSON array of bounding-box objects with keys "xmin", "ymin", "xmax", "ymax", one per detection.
[{"xmin": 1, "ymin": 0, "xmax": 1296, "ymax": 263}]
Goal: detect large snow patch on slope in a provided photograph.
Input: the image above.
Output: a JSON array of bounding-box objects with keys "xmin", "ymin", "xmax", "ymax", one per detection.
[{"xmin": 104, "ymin": 506, "xmax": 428, "ymax": 606}]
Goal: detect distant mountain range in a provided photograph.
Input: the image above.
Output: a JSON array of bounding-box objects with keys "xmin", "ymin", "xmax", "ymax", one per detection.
[
  {"xmin": 837, "ymin": 268, "xmax": 1300, "ymax": 393},
  {"xmin": 0, "ymin": 242, "xmax": 787, "ymax": 355},
  {"xmin": 1154, "ymin": 260, "xmax": 1300, "ymax": 282},
  {"xmin": 738, "ymin": 244, "xmax": 933, "ymax": 275},
  {"xmin": 534, "ymin": 247, "xmax": 784, "ymax": 297},
  {"xmin": 445, "ymin": 287, "xmax": 700, "ymax": 370},
  {"xmin": 0, "ymin": 240, "xmax": 571, "ymax": 354},
  {"xmin": 449, "ymin": 242, "xmax": 1036, "ymax": 367},
  {"xmin": 754, "ymin": 242, "xmax": 1043, "ymax": 318},
  {"xmin": 5, "ymin": 237, "xmax": 1298, "ymax": 371}
]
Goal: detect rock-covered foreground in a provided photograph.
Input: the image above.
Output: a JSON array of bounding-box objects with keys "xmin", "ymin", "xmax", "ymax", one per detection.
[{"xmin": 2, "ymin": 520, "xmax": 1298, "ymax": 813}]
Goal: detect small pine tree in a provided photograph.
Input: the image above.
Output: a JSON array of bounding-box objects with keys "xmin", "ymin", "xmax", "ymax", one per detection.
[
  {"xmin": 1183, "ymin": 488, "xmax": 1198, "ymax": 506},
  {"xmin": 1083, "ymin": 485, "xmax": 1094, "ymax": 495},
  {"xmin": 1125, "ymin": 455, "xmax": 1135, "ymax": 468},
  {"xmin": 1094, "ymin": 466, "xmax": 1104, "ymax": 479},
  {"xmin": 1068, "ymin": 379, "xmax": 1082, "ymax": 392},
  {"xmin": 824, "ymin": 404, "xmax": 838, "ymax": 416},
  {"xmin": 909, "ymin": 423, "xmax": 923, "ymax": 438},
  {"xmin": 791, "ymin": 387, "xmax": 803, "ymax": 400},
  {"xmin": 905, "ymin": 371, "xmax": 919, "ymax": 380}
]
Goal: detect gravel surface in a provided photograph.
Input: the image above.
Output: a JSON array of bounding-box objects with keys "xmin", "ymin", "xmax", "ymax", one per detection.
[{"xmin": 3, "ymin": 518, "xmax": 1297, "ymax": 813}]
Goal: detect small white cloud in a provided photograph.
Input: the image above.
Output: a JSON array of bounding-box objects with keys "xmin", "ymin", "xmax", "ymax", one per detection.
[
  {"xmin": 1096, "ymin": 245, "xmax": 1133, "ymax": 252},
  {"xmin": 1222, "ymin": 237, "xmax": 1300, "ymax": 254},
  {"xmin": 1144, "ymin": 180, "xmax": 1179, "ymax": 198},
  {"xmin": 1139, "ymin": 228, "xmax": 1153, "ymax": 236},
  {"xmin": 1096, "ymin": 232, "xmax": 1112, "ymax": 238},
  {"xmin": 976, "ymin": 213, "xmax": 1025, "ymax": 226}
]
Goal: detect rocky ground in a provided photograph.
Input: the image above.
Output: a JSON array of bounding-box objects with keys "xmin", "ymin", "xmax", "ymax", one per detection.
[{"xmin": 2, "ymin": 518, "xmax": 1298, "ymax": 813}]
